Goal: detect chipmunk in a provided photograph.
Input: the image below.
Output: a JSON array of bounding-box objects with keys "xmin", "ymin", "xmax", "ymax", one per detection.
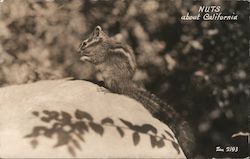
[{"xmin": 78, "ymin": 26, "xmax": 196, "ymax": 158}]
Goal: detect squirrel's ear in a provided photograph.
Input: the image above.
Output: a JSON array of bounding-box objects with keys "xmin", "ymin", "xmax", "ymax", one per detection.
[{"xmin": 94, "ymin": 26, "xmax": 102, "ymax": 37}]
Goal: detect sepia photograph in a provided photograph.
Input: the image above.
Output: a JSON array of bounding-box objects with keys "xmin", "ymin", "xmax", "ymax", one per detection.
[{"xmin": 0, "ymin": 0, "xmax": 249, "ymax": 158}]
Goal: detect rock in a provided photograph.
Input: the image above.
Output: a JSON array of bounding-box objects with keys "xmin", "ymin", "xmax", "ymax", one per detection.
[{"xmin": 0, "ymin": 79, "xmax": 186, "ymax": 158}]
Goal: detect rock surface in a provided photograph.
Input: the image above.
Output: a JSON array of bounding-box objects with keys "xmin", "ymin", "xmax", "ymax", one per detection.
[{"xmin": 0, "ymin": 79, "xmax": 186, "ymax": 158}]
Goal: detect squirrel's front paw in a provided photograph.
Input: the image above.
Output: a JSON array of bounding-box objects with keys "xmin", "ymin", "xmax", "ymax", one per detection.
[{"xmin": 80, "ymin": 56, "xmax": 92, "ymax": 62}]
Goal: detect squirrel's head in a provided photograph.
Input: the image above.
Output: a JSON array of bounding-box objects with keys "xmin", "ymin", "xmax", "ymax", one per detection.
[{"xmin": 78, "ymin": 26, "xmax": 109, "ymax": 62}]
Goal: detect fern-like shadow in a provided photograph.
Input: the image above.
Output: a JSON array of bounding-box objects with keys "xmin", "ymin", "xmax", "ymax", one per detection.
[{"xmin": 25, "ymin": 109, "xmax": 180, "ymax": 157}]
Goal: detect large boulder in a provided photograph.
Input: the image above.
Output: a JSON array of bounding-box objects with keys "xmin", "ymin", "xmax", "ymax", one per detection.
[{"xmin": 0, "ymin": 79, "xmax": 186, "ymax": 158}]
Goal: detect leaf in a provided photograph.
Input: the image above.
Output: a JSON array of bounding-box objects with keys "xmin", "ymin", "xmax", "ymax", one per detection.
[
  {"xmin": 68, "ymin": 146, "xmax": 76, "ymax": 157},
  {"xmin": 32, "ymin": 111, "xmax": 39, "ymax": 117},
  {"xmin": 101, "ymin": 117, "xmax": 114, "ymax": 125},
  {"xmin": 89, "ymin": 122, "xmax": 104, "ymax": 136},
  {"xmin": 43, "ymin": 110, "xmax": 50, "ymax": 115},
  {"xmin": 75, "ymin": 109, "xmax": 93, "ymax": 121},
  {"xmin": 24, "ymin": 126, "xmax": 47, "ymax": 138},
  {"xmin": 24, "ymin": 133, "xmax": 33, "ymax": 138},
  {"xmin": 150, "ymin": 135, "xmax": 157, "ymax": 148},
  {"xmin": 132, "ymin": 132, "xmax": 140, "ymax": 146},
  {"xmin": 141, "ymin": 124, "xmax": 157, "ymax": 134},
  {"xmin": 61, "ymin": 111, "xmax": 72, "ymax": 123},
  {"xmin": 50, "ymin": 111, "xmax": 59, "ymax": 120},
  {"xmin": 164, "ymin": 130, "xmax": 174, "ymax": 140},
  {"xmin": 156, "ymin": 138, "xmax": 165, "ymax": 148},
  {"xmin": 72, "ymin": 139, "xmax": 81, "ymax": 150},
  {"xmin": 74, "ymin": 121, "xmax": 88, "ymax": 133},
  {"xmin": 119, "ymin": 118, "xmax": 133, "ymax": 129},
  {"xmin": 171, "ymin": 141, "xmax": 180, "ymax": 154},
  {"xmin": 31, "ymin": 139, "xmax": 38, "ymax": 149},
  {"xmin": 41, "ymin": 116, "xmax": 51, "ymax": 123},
  {"xmin": 133, "ymin": 125, "xmax": 141, "ymax": 132},
  {"xmin": 150, "ymin": 135, "xmax": 165, "ymax": 148},
  {"xmin": 75, "ymin": 133, "xmax": 85, "ymax": 142},
  {"xmin": 116, "ymin": 126, "xmax": 124, "ymax": 137},
  {"xmin": 52, "ymin": 123, "xmax": 62, "ymax": 129},
  {"xmin": 41, "ymin": 110, "xmax": 59, "ymax": 121},
  {"xmin": 54, "ymin": 131, "xmax": 71, "ymax": 147},
  {"xmin": 161, "ymin": 134, "xmax": 166, "ymax": 139},
  {"xmin": 44, "ymin": 129, "xmax": 54, "ymax": 138}
]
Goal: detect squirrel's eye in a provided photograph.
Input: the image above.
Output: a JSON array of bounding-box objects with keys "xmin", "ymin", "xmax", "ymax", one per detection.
[{"xmin": 81, "ymin": 42, "xmax": 87, "ymax": 49}]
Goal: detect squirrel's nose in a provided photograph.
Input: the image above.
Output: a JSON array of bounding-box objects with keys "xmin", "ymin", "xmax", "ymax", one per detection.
[{"xmin": 81, "ymin": 42, "xmax": 87, "ymax": 48}]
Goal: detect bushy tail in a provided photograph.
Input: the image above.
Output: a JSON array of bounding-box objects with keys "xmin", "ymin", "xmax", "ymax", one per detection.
[{"xmin": 123, "ymin": 87, "xmax": 196, "ymax": 158}]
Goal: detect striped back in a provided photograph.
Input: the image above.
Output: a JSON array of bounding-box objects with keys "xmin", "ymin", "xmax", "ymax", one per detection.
[{"xmin": 110, "ymin": 43, "xmax": 137, "ymax": 72}]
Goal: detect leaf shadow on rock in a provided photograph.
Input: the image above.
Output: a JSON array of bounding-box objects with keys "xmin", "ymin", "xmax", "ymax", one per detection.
[{"xmin": 25, "ymin": 109, "xmax": 180, "ymax": 157}]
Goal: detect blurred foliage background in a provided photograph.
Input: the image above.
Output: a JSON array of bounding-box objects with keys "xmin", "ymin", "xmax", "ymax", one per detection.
[{"xmin": 0, "ymin": 0, "xmax": 249, "ymax": 157}]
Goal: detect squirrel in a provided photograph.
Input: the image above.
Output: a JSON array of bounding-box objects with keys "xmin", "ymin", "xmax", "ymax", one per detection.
[{"xmin": 78, "ymin": 26, "xmax": 196, "ymax": 158}]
